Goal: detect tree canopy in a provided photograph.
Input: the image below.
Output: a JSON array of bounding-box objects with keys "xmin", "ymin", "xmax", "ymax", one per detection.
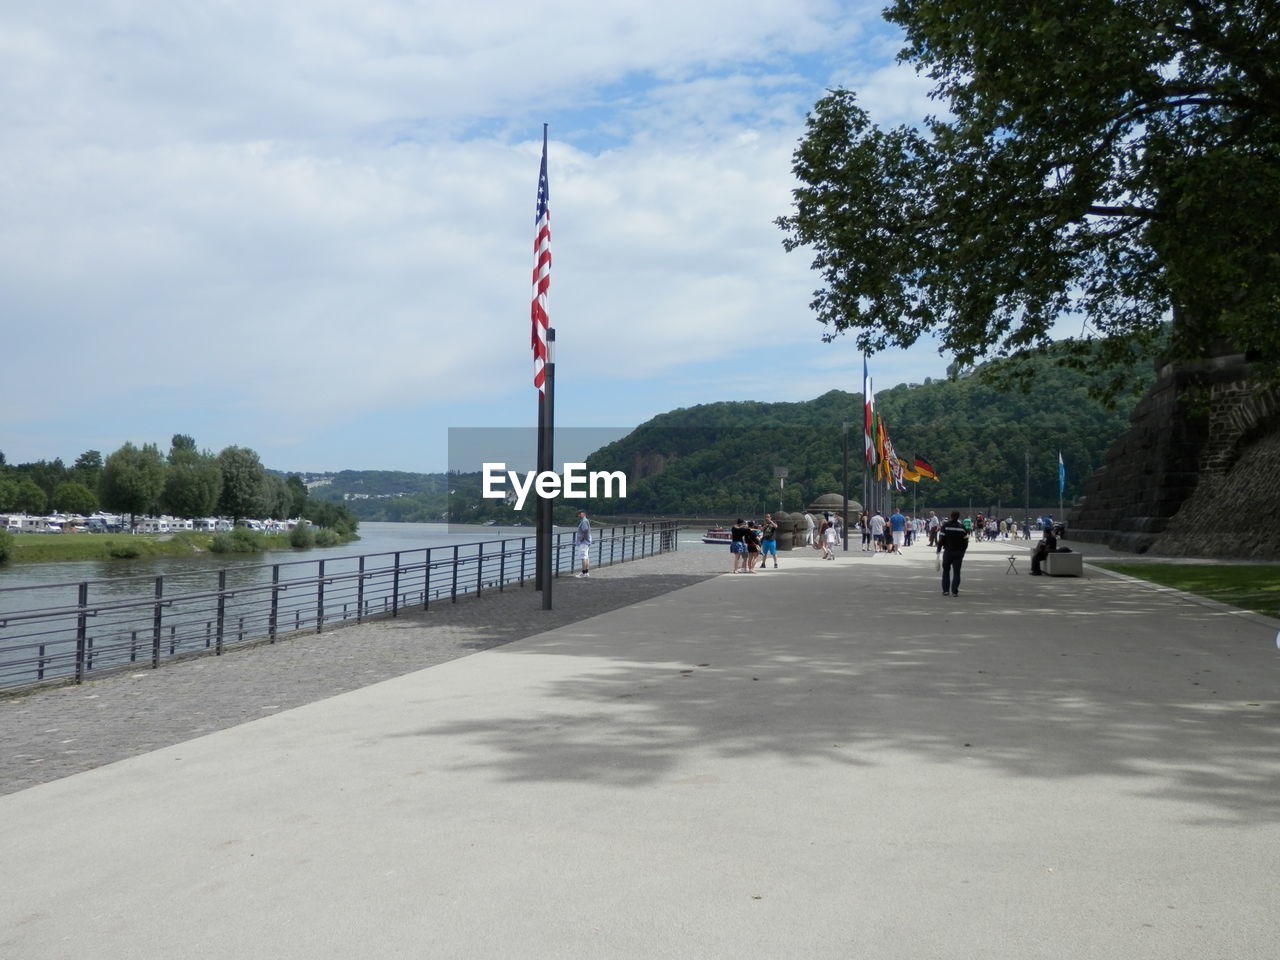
[
  {"xmin": 778, "ymin": 1, "xmax": 1280, "ymax": 397},
  {"xmin": 216, "ymin": 446, "xmax": 267, "ymax": 523},
  {"xmin": 99, "ymin": 443, "xmax": 166, "ymax": 524}
]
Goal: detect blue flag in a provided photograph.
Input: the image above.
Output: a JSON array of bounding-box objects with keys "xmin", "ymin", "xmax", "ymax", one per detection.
[{"xmin": 1058, "ymin": 451, "xmax": 1065, "ymax": 496}]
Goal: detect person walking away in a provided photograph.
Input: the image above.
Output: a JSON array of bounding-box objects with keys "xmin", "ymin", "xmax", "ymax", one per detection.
[
  {"xmin": 729, "ymin": 518, "xmax": 749, "ymax": 573},
  {"xmin": 761, "ymin": 514, "xmax": 779, "ymax": 569},
  {"xmin": 859, "ymin": 511, "xmax": 872, "ymax": 551},
  {"xmin": 869, "ymin": 511, "xmax": 886, "ymax": 553},
  {"xmin": 936, "ymin": 510, "xmax": 969, "ymax": 596},
  {"xmin": 574, "ymin": 511, "xmax": 592, "ymax": 578},
  {"xmin": 803, "ymin": 512, "xmax": 816, "ymax": 546},
  {"xmin": 889, "ymin": 510, "xmax": 906, "ymax": 554}
]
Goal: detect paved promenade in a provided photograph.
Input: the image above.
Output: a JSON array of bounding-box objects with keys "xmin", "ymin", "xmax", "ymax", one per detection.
[{"xmin": 3, "ymin": 538, "xmax": 1278, "ymax": 958}]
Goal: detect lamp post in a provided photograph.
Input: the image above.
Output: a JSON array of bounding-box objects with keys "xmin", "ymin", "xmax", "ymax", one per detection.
[
  {"xmin": 841, "ymin": 423, "xmax": 850, "ymax": 551},
  {"xmin": 773, "ymin": 466, "xmax": 788, "ymax": 513}
]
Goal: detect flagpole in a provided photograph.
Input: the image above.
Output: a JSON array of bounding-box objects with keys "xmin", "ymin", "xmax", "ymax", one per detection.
[
  {"xmin": 535, "ymin": 386, "xmax": 546, "ymax": 592},
  {"xmin": 531, "ymin": 122, "xmax": 552, "ymax": 605},
  {"xmin": 841, "ymin": 421, "xmax": 849, "ymax": 551},
  {"xmin": 1058, "ymin": 450, "xmax": 1064, "ymax": 520},
  {"xmin": 540, "ymin": 330, "xmax": 556, "ymax": 609}
]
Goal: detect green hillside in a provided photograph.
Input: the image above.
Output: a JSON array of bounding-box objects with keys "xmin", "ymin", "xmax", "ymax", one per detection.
[
  {"xmin": 305, "ymin": 350, "xmax": 1152, "ymax": 522},
  {"xmin": 580, "ymin": 352, "xmax": 1152, "ymax": 517}
]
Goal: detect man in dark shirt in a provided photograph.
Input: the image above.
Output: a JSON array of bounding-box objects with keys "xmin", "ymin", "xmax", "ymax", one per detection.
[
  {"xmin": 1030, "ymin": 525, "xmax": 1059, "ymax": 575},
  {"xmin": 936, "ymin": 510, "xmax": 969, "ymax": 597}
]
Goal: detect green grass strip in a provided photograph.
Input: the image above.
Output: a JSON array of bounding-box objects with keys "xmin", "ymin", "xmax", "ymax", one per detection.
[
  {"xmin": 5, "ymin": 531, "xmax": 355, "ymax": 565},
  {"xmin": 1093, "ymin": 563, "xmax": 1280, "ymax": 619}
]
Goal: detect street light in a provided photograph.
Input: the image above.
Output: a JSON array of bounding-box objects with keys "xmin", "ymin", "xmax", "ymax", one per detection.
[
  {"xmin": 772, "ymin": 466, "xmax": 788, "ymax": 512},
  {"xmin": 841, "ymin": 423, "xmax": 850, "ymax": 551}
]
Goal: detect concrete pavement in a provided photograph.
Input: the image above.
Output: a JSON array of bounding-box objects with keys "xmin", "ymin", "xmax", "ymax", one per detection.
[{"xmin": 3, "ymin": 540, "xmax": 1279, "ymax": 959}]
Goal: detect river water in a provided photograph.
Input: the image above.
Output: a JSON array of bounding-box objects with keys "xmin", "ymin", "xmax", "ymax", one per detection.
[{"xmin": 0, "ymin": 522, "xmax": 693, "ymax": 689}]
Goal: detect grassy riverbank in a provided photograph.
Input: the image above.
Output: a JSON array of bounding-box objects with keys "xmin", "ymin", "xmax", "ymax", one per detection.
[
  {"xmin": 4, "ymin": 532, "xmax": 356, "ymax": 565},
  {"xmin": 1093, "ymin": 563, "xmax": 1280, "ymax": 619}
]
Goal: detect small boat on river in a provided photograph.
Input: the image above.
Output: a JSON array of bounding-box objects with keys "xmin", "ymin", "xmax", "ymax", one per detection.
[{"xmin": 701, "ymin": 527, "xmax": 731, "ymax": 545}]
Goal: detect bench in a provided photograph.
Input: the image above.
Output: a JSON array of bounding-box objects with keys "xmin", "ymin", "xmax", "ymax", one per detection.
[{"xmin": 1044, "ymin": 551, "xmax": 1083, "ymax": 577}]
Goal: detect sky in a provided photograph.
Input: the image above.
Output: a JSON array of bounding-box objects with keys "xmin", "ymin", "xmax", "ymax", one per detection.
[{"xmin": 2, "ymin": 0, "xmax": 950, "ymax": 475}]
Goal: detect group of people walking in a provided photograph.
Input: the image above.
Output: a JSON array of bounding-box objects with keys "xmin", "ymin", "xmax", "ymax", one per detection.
[{"xmin": 720, "ymin": 506, "xmax": 1070, "ymax": 595}]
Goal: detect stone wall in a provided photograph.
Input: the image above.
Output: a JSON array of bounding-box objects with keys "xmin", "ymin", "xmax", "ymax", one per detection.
[
  {"xmin": 1068, "ymin": 353, "xmax": 1280, "ymax": 559},
  {"xmin": 1150, "ymin": 385, "xmax": 1280, "ymax": 559}
]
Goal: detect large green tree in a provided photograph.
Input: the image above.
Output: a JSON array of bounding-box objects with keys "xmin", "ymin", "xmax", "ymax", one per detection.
[
  {"xmin": 11, "ymin": 478, "xmax": 49, "ymax": 514},
  {"xmin": 98, "ymin": 443, "xmax": 166, "ymax": 526},
  {"xmin": 778, "ymin": 1, "xmax": 1280, "ymax": 397},
  {"xmin": 162, "ymin": 449, "xmax": 223, "ymax": 520},
  {"xmin": 52, "ymin": 482, "xmax": 99, "ymax": 516},
  {"xmin": 216, "ymin": 446, "xmax": 267, "ymax": 523},
  {"xmin": 71, "ymin": 450, "xmax": 103, "ymax": 490}
]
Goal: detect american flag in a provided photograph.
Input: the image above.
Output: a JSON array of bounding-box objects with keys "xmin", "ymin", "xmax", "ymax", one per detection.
[
  {"xmin": 863, "ymin": 356, "xmax": 874, "ymax": 467},
  {"xmin": 531, "ymin": 126, "xmax": 551, "ymax": 393}
]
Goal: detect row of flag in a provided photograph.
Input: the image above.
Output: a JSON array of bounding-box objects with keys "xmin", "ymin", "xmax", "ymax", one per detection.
[{"xmin": 863, "ymin": 357, "xmax": 939, "ymax": 490}]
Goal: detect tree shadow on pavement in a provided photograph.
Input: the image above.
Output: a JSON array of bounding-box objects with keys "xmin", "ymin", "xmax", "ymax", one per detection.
[{"xmin": 389, "ymin": 556, "xmax": 1280, "ymax": 826}]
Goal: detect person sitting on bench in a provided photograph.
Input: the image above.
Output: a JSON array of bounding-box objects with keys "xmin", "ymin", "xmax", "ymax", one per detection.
[{"xmin": 1029, "ymin": 527, "xmax": 1070, "ymax": 578}]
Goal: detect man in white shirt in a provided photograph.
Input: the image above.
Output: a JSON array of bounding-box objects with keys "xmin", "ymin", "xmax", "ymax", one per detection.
[{"xmin": 869, "ymin": 511, "xmax": 886, "ymax": 552}]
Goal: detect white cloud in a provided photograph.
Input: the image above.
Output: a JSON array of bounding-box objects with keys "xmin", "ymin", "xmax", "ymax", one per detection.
[{"xmin": 0, "ymin": 0, "xmax": 943, "ymax": 470}]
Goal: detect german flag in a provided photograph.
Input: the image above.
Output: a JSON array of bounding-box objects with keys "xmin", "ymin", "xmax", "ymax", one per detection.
[{"xmin": 913, "ymin": 457, "xmax": 939, "ymax": 481}]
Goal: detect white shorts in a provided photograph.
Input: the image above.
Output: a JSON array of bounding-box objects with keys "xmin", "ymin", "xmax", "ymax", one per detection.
[
  {"xmin": 578, "ymin": 543, "xmax": 591, "ymax": 562},
  {"xmin": 892, "ymin": 531, "xmax": 905, "ymax": 547}
]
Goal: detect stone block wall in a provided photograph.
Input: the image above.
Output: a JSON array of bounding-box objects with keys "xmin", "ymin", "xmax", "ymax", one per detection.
[
  {"xmin": 1150, "ymin": 430, "xmax": 1280, "ymax": 558},
  {"xmin": 1068, "ymin": 353, "xmax": 1279, "ymax": 557}
]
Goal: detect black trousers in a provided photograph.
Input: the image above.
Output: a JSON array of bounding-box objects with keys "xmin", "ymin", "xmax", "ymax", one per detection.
[{"xmin": 941, "ymin": 549, "xmax": 964, "ymax": 593}]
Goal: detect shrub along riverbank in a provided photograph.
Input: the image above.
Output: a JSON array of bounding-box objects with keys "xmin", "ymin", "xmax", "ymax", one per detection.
[{"xmin": 0, "ymin": 529, "xmax": 359, "ymax": 565}]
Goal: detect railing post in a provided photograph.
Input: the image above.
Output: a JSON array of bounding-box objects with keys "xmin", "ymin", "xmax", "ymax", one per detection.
[
  {"xmin": 357, "ymin": 555, "xmax": 366, "ymax": 622},
  {"xmin": 316, "ymin": 559, "xmax": 326, "ymax": 633},
  {"xmin": 520, "ymin": 537, "xmax": 527, "ymax": 585},
  {"xmin": 476, "ymin": 542, "xmax": 484, "ymax": 597},
  {"xmin": 424, "ymin": 548, "xmax": 432, "ymax": 610},
  {"xmin": 152, "ymin": 576, "xmax": 164, "ymax": 668},
  {"xmin": 74, "ymin": 581, "xmax": 89, "ymax": 684},
  {"xmin": 499, "ymin": 541, "xmax": 507, "ymax": 592},
  {"xmin": 216, "ymin": 570, "xmax": 226, "ymax": 656},
  {"xmin": 451, "ymin": 545, "xmax": 460, "ymax": 603},
  {"xmin": 269, "ymin": 564, "xmax": 280, "ymax": 640},
  {"xmin": 392, "ymin": 552, "xmax": 401, "ymax": 617}
]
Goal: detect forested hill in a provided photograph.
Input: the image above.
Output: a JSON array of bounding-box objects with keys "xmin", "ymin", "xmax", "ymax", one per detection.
[{"xmin": 580, "ymin": 353, "xmax": 1153, "ymax": 517}]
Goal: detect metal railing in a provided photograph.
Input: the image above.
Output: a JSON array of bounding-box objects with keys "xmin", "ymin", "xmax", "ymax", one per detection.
[{"xmin": 0, "ymin": 522, "xmax": 679, "ymax": 692}]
